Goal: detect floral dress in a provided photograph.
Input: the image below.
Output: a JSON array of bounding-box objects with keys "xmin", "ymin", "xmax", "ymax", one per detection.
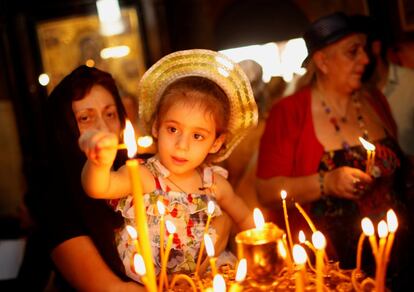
[
  {"xmin": 110, "ymin": 157, "xmax": 227, "ymax": 283},
  {"xmin": 311, "ymin": 137, "xmax": 409, "ymax": 271}
]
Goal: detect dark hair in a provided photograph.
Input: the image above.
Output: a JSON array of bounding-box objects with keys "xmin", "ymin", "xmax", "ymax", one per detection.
[{"xmin": 153, "ymin": 76, "xmax": 230, "ymax": 138}]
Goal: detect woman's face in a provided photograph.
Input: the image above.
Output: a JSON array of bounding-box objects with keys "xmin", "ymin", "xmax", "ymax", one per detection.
[
  {"xmin": 72, "ymin": 85, "xmax": 121, "ymax": 135},
  {"xmin": 320, "ymin": 33, "xmax": 369, "ymax": 91}
]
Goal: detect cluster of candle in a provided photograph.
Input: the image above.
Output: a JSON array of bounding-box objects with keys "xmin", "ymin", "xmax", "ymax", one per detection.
[{"xmin": 123, "ymin": 121, "xmax": 397, "ymax": 291}]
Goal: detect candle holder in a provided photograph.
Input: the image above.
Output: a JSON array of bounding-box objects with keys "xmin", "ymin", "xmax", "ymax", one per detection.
[{"xmin": 235, "ymin": 222, "xmax": 284, "ymax": 289}]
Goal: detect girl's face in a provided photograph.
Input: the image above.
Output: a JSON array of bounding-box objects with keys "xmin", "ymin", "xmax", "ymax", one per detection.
[
  {"xmin": 320, "ymin": 33, "xmax": 369, "ymax": 92},
  {"xmin": 72, "ymin": 85, "xmax": 121, "ymax": 135},
  {"xmin": 153, "ymin": 99, "xmax": 224, "ymax": 177}
]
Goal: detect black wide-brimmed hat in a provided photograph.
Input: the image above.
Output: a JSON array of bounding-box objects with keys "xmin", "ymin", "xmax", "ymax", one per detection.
[{"xmin": 303, "ymin": 12, "xmax": 357, "ymax": 65}]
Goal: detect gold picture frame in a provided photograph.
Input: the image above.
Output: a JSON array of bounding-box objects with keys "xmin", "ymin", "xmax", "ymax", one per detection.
[
  {"xmin": 398, "ymin": 0, "xmax": 414, "ymax": 31},
  {"xmin": 36, "ymin": 7, "xmax": 146, "ymax": 95}
]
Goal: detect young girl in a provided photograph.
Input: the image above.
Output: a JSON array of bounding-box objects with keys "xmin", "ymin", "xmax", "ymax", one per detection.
[{"xmin": 79, "ymin": 49, "xmax": 258, "ymax": 282}]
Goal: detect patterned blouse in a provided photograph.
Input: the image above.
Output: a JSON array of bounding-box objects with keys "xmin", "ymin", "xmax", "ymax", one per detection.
[{"xmin": 110, "ymin": 156, "xmax": 225, "ymax": 283}]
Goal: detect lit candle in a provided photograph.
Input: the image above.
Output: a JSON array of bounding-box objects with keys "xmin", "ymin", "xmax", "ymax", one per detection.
[
  {"xmin": 355, "ymin": 229, "xmax": 365, "ymax": 272},
  {"xmin": 229, "ymin": 258, "xmax": 247, "ymax": 292},
  {"xmin": 375, "ymin": 220, "xmax": 388, "ymax": 292},
  {"xmin": 126, "ymin": 225, "xmax": 141, "ymax": 255},
  {"xmin": 213, "ymin": 274, "xmax": 226, "ymax": 292},
  {"xmin": 294, "ymin": 202, "xmax": 317, "ymax": 233},
  {"xmin": 124, "ymin": 120, "xmax": 157, "ymax": 292},
  {"xmin": 281, "ymin": 190, "xmax": 293, "ymax": 252},
  {"xmin": 205, "ymin": 233, "xmax": 218, "ymax": 276},
  {"xmin": 292, "ymin": 244, "xmax": 307, "ymax": 292},
  {"xmin": 195, "ymin": 200, "xmax": 215, "ymax": 275},
  {"xmin": 298, "ymin": 231, "xmax": 316, "ymax": 272},
  {"xmin": 157, "ymin": 200, "xmax": 165, "ymax": 264},
  {"xmin": 359, "ymin": 137, "xmax": 376, "ymax": 174},
  {"xmin": 361, "ymin": 217, "xmax": 378, "ymax": 257},
  {"xmin": 381, "ymin": 210, "xmax": 398, "ymax": 281},
  {"xmin": 159, "ymin": 220, "xmax": 176, "ymax": 292},
  {"xmin": 312, "ymin": 231, "xmax": 326, "ymax": 292},
  {"xmin": 134, "ymin": 253, "xmax": 148, "ymax": 286}
]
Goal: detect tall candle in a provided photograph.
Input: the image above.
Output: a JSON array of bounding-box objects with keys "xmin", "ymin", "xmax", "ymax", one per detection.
[
  {"xmin": 294, "ymin": 202, "xmax": 317, "ymax": 233},
  {"xmin": 359, "ymin": 137, "xmax": 376, "ymax": 174},
  {"xmin": 229, "ymin": 258, "xmax": 246, "ymax": 292},
  {"xmin": 312, "ymin": 231, "xmax": 326, "ymax": 292},
  {"xmin": 205, "ymin": 233, "xmax": 218, "ymax": 276},
  {"xmin": 281, "ymin": 190, "xmax": 293, "ymax": 252},
  {"xmin": 126, "ymin": 225, "xmax": 141, "ymax": 255},
  {"xmin": 159, "ymin": 220, "xmax": 176, "ymax": 292},
  {"xmin": 381, "ymin": 210, "xmax": 398, "ymax": 282},
  {"xmin": 292, "ymin": 244, "xmax": 307, "ymax": 292},
  {"xmin": 157, "ymin": 201, "xmax": 165, "ymax": 265},
  {"xmin": 124, "ymin": 121, "xmax": 157, "ymax": 292},
  {"xmin": 361, "ymin": 217, "xmax": 378, "ymax": 257},
  {"xmin": 375, "ymin": 220, "xmax": 388, "ymax": 292},
  {"xmin": 195, "ymin": 200, "xmax": 215, "ymax": 275},
  {"xmin": 355, "ymin": 232, "xmax": 365, "ymax": 272}
]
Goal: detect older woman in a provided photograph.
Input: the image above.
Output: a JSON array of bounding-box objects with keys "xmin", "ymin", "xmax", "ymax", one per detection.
[{"xmin": 256, "ymin": 12, "xmax": 412, "ymax": 289}]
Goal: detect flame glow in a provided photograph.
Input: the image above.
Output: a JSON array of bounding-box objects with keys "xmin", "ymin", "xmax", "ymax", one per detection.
[
  {"xmin": 312, "ymin": 231, "xmax": 326, "ymax": 250},
  {"xmin": 204, "ymin": 234, "xmax": 215, "ymax": 257},
  {"xmin": 137, "ymin": 135, "xmax": 153, "ymax": 148},
  {"xmin": 361, "ymin": 217, "xmax": 375, "ymax": 236},
  {"xmin": 378, "ymin": 220, "xmax": 389, "ymax": 238},
  {"xmin": 386, "ymin": 209, "xmax": 398, "ymax": 233},
  {"xmin": 123, "ymin": 120, "xmax": 137, "ymax": 158},
  {"xmin": 298, "ymin": 230, "xmax": 306, "ymax": 243},
  {"xmin": 207, "ymin": 201, "xmax": 215, "ymax": 215},
  {"xmin": 253, "ymin": 208, "xmax": 265, "ymax": 230},
  {"xmin": 166, "ymin": 220, "xmax": 176, "ymax": 234},
  {"xmin": 213, "ymin": 274, "xmax": 226, "ymax": 292},
  {"xmin": 235, "ymin": 258, "xmax": 247, "ymax": 282},
  {"xmin": 359, "ymin": 137, "xmax": 376, "ymax": 151},
  {"xmin": 280, "ymin": 190, "xmax": 287, "ymax": 200},
  {"xmin": 277, "ymin": 240, "xmax": 287, "ymax": 259},
  {"xmin": 157, "ymin": 201, "xmax": 165, "ymax": 216},
  {"xmin": 133, "ymin": 254, "xmax": 146, "ymax": 276},
  {"xmin": 292, "ymin": 244, "xmax": 307, "ymax": 265},
  {"xmin": 126, "ymin": 225, "xmax": 137, "ymax": 239}
]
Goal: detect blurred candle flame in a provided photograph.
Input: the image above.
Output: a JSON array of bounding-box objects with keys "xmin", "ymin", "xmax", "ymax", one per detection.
[
  {"xmin": 277, "ymin": 240, "xmax": 287, "ymax": 259},
  {"xmin": 253, "ymin": 208, "xmax": 265, "ymax": 230},
  {"xmin": 378, "ymin": 220, "xmax": 388, "ymax": 238},
  {"xmin": 157, "ymin": 201, "xmax": 165, "ymax": 216},
  {"xmin": 312, "ymin": 231, "xmax": 326, "ymax": 250},
  {"xmin": 359, "ymin": 137, "xmax": 376, "ymax": 151},
  {"xmin": 134, "ymin": 253, "xmax": 146, "ymax": 276},
  {"xmin": 235, "ymin": 258, "xmax": 247, "ymax": 282},
  {"xmin": 123, "ymin": 120, "xmax": 137, "ymax": 158},
  {"xmin": 293, "ymin": 244, "xmax": 307, "ymax": 265},
  {"xmin": 361, "ymin": 217, "xmax": 375, "ymax": 236},
  {"xmin": 386, "ymin": 209, "xmax": 398, "ymax": 233},
  {"xmin": 213, "ymin": 274, "xmax": 226, "ymax": 292},
  {"xmin": 166, "ymin": 220, "xmax": 176, "ymax": 234},
  {"xmin": 204, "ymin": 234, "xmax": 215, "ymax": 257},
  {"xmin": 208, "ymin": 201, "xmax": 215, "ymax": 215},
  {"xmin": 280, "ymin": 189, "xmax": 287, "ymax": 200},
  {"xmin": 298, "ymin": 230, "xmax": 306, "ymax": 243},
  {"xmin": 137, "ymin": 135, "xmax": 153, "ymax": 148}
]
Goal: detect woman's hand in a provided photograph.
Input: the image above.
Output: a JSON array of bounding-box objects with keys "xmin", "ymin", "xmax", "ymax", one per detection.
[
  {"xmin": 78, "ymin": 129, "xmax": 118, "ymax": 167},
  {"xmin": 324, "ymin": 166, "xmax": 373, "ymax": 200}
]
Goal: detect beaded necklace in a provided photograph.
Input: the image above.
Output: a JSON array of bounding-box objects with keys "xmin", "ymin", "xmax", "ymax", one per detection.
[{"xmin": 320, "ymin": 92, "xmax": 369, "ymax": 150}]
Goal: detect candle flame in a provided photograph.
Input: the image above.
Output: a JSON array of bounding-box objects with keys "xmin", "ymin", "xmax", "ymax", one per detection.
[
  {"xmin": 166, "ymin": 220, "xmax": 176, "ymax": 234},
  {"xmin": 157, "ymin": 200, "xmax": 165, "ymax": 215},
  {"xmin": 207, "ymin": 201, "xmax": 215, "ymax": 215},
  {"xmin": 126, "ymin": 225, "xmax": 137, "ymax": 239},
  {"xmin": 298, "ymin": 230, "xmax": 306, "ymax": 243},
  {"xmin": 253, "ymin": 208, "xmax": 265, "ymax": 230},
  {"xmin": 386, "ymin": 209, "xmax": 398, "ymax": 233},
  {"xmin": 312, "ymin": 231, "xmax": 326, "ymax": 250},
  {"xmin": 377, "ymin": 220, "xmax": 388, "ymax": 238},
  {"xmin": 280, "ymin": 189, "xmax": 287, "ymax": 200},
  {"xmin": 213, "ymin": 274, "xmax": 226, "ymax": 292},
  {"xmin": 133, "ymin": 253, "xmax": 146, "ymax": 276},
  {"xmin": 204, "ymin": 234, "xmax": 215, "ymax": 257},
  {"xmin": 292, "ymin": 244, "xmax": 307, "ymax": 265},
  {"xmin": 359, "ymin": 137, "xmax": 375, "ymax": 151},
  {"xmin": 123, "ymin": 120, "xmax": 137, "ymax": 158},
  {"xmin": 235, "ymin": 258, "xmax": 247, "ymax": 282},
  {"xmin": 361, "ymin": 217, "xmax": 375, "ymax": 236},
  {"xmin": 277, "ymin": 240, "xmax": 287, "ymax": 259},
  {"xmin": 137, "ymin": 135, "xmax": 153, "ymax": 148}
]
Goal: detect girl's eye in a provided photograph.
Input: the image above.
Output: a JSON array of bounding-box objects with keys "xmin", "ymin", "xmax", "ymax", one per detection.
[
  {"xmin": 105, "ymin": 110, "xmax": 118, "ymax": 119},
  {"xmin": 77, "ymin": 114, "xmax": 92, "ymax": 124},
  {"xmin": 167, "ymin": 126, "xmax": 177, "ymax": 133},
  {"xmin": 194, "ymin": 133, "xmax": 204, "ymax": 140}
]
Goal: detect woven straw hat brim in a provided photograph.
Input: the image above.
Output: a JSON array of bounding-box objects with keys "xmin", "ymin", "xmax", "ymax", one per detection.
[{"xmin": 138, "ymin": 49, "xmax": 258, "ymax": 162}]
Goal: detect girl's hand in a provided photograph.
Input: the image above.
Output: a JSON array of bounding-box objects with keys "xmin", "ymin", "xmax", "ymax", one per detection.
[
  {"xmin": 324, "ymin": 166, "xmax": 372, "ymax": 200},
  {"xmin": 78, "ymin": 129, "xmax": 119, "ymax": 167}
]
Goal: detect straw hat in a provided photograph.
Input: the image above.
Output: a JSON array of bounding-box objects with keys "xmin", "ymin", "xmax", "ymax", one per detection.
[{"xmin": 138, "ymin": 49, "xmax": 258, "ymax": 162}]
